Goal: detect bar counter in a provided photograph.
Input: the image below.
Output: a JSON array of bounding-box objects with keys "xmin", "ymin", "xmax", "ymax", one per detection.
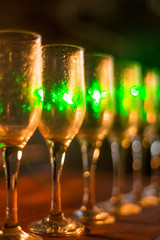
[{"xmin": 0, "ymin": 163, "xmax": 160, "ymax": 240}]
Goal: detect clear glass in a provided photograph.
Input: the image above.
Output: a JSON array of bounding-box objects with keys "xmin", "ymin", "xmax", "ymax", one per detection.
[
  {"xmin": 0, "ymin": 30, "xmax": 42, "ymax": 240},
  {"xmin": 28, "ymin": 44, "xmax": 86, "ymax": 237},
  {"xmin": 140, "ymin": 68, "xmax": 160, "ymax": 207},
  {"xmin": 98, "ymin": 60, "xmax": 142, "ymax": 215},
  {"xmin": 71, "ymin": 54, "xmax": 115, "ymax": 224}
]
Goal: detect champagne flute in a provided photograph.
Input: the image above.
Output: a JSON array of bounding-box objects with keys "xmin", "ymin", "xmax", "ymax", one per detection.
[
  {"xmin": 71, "ymin": 54, "xmax": 115, "ymax": 224},
  {"xmin": 28, "ymin": 44, "xmax": 86, "ymax": 237},
  {"xmin": 0, "ymin": 30, "xmax": 42, "ymax": 240},
  {"xmin": 98, "ymin": 59, "xmax": 142, "ymax": 215}
]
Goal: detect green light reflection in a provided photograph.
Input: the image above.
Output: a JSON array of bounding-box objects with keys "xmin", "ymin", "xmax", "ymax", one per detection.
[
  {"xmin": 130, "ymin": 86, "xmax": 139, "ymax": 97},
  {"xmin": 43, "ymin": 81, "xmax": 83, "ymax": 112},
  {"xmin": 115, "ymin": 84, "xmax": 141, "ymax": 117},
  {"xmin": 140, "ymin": 69, "xmax": 160, "ymax": 123},
  {"xmin": 86, "ymin": 80, "xmax": 109, "ymax": 118}
]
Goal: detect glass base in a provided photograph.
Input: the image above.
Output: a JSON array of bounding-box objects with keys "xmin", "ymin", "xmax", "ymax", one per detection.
[
  {"xmin": 140, "ymin": 195, "xmax": 160, "ymax": 207},
  {"xmin": 71, "ymin": 205, "xmax": 115, "ymax": 224},
  {"xmin": 121, "ymin": 192, "xmax": 142, "ymax": 215},
  {"xmin": 0, "ymin": 226, "xmax": 42, "ymax": 240},
  {"xmin": 28, "ymin": 215, "xmax": 86, "ymax": 237},
  {"xmin": 98, "ymin": 194, "xmax": 142, "ymax": 216},
  {"xmin": 140, "ymin": 185, "xmax": 160, "ymax": 207}
]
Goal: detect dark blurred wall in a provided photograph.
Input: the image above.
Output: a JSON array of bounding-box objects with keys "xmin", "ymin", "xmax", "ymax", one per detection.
[
  {"xmin": 0, "ymin": 0, "xmax": 160, "ymax": 66},
  {"xmin": 0, "ymin": 0, "xmax": 159, "ymax": 172}
]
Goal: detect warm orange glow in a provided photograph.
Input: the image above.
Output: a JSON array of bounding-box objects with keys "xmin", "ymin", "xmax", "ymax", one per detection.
[
  {"xmin": 83, "ymin": 171, "xmax": 90, "ymax": 177},
  {"xmin": 146, "ymin": 112, "xmax": 157, "ymax": 124},
  {"xmin": 129, "ymin": 112, "xmax": 139, "ymax": 124},
  {"xmin": 132, "ymin": 159, "xmax": 142, "ymax": 171},
  {"xmin": 145, "ymin": 71, "xmax": 156, "ymax": 87},
  {"xmin": 93, "ymin": 148, "xmax": 100, "ymax": 162},
  {"xmin": 125, "ymin": 125, "xmax": 138, "ymax": 139},
  {"xmin": 80, "ymin": 206, "xmax": 86, "ymax": 211},
  {"xmin": 122, "ymin": 138, "xmax": 130, "ymax": 148},
  {"xmin": 151, "ymin": 156, "xmax": 160, "ymax": 169}
]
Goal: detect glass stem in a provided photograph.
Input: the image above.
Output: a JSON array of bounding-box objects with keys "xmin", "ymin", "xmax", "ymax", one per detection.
[
  {"xmin": 111, "ymin": 139, "xmax": 127, "ymax": 202},
  {"xmin": 2, "ymin": 146, "xmax": 22, "ymax": 229},
  {"xmin": 111, "ymin": 140, "xmax": 121, "ymax": 199},
  {"xmin": 80, "ymin": 139, "xmax": 100, "ymax": 209},
  {"xmin": 150, "ymin": 137, "xmax": 160, "ymax": 190},
  {"xmin": 48, "ymin": 141, "xmax": 66, "ymax": 219},
  {"xmin": 131, "ymin": 135, "xmax": 143, "ymax": 197}
]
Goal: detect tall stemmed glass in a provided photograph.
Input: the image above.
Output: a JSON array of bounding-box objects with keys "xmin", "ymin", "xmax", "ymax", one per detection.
[
  {"xmin": 72, "ymin": 54, "xmax": 115, "ymax": 224},
  {"xmin": 0, "ymin": 30, "xmax": 42, "ymax": 240},
  {"xmin": 98, "ymin": 60, "xmax": 142, "ymax": 215},
  {"xmin": 28, "ymin": 44, "xmax": 86, "ymax": 237}
]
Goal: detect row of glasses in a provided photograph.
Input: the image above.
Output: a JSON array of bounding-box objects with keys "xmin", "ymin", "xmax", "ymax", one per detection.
[
  {"xmin": 111, "ymin": 67, "xmax": 160, "ymax": 212},
  {"xmin": 98, "ymin": 60, "xmax": 142, "ymax": 215},
  {"xmin": 1, "ymin": 29, "xmax": 160, "ymax": 240},
  {"xmin": 136, "ymin": 67, "xmax": 160, "ymax": 207},
  {"xmin": 0, "ymin": 30, "xmax": 87, "ymax": 239},
  {"xmin": 99, "ymin": 65, "xmax": 160, "ymax": 216},
  {"xmin": 29, "ymin": 45, "xmax": 160, "ymax": 237}
]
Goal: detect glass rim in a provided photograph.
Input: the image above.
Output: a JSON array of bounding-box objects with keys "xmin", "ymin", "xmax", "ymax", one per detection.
[
  {"xmin": 0, "ymin": 29, "xmax": 41, "ymax": 42},
  {"xmin": 142, "ymin": 65, "xmax": 160, "ymax": 73},
  {"xmin": 115, "ymin": 58, "xmax": 142, "ymax": 67},
  {"xmin": 85, "ymin": 52, "xmax": 114, "ymax": 60},
  {"xmin": 41, "ymin": 43, "xmax": 84, "ymax": 51}
]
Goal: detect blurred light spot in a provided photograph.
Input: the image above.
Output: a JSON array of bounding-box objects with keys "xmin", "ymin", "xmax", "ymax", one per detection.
[
  {"xmin": 151, "ymin": 156, "xmax": 160, "ymax": 169},
  {"xmin": 83, "ymin": 171, "xmax": 90, "ymax": 177},
  {"xmin": 132, "ymin": 140, "xmax": 141, "ymax": 153},
  {"xmin": 93, "ymin": 148, "xmax": 100, "ymax": 161},
  {"xmin": 130, "ymin": 86, "xmax": 139, "ymax": 97},
  {"xmin": 133, "ymin": 159, "xmax": 142, "ymax": 171},
  {"xmin": 92, "ymin": 90, "xmax": 101, "ymax": 103},
  {"xmin": 122, "ymin": 139, "xmax": 130, "ymax": 148},
  {"xmin": 62, "ymin": 93, "xmax": 73, "ymax": 104},
  {"xmin": 17, "ymin": 150, "xmax": 22, "ymax": 161},
  {"xmin": 151, "ymin": 140, "xmax": 160, "ymax": 156},
  {"xmin": 147, "ymin": 112, "xmax": 156, "ymax": 123},
  {"xmin": 80, "ymin": 206, "xmax": 86, "ymax": 211}
]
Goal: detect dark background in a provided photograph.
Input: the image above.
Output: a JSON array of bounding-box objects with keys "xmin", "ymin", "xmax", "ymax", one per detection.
[
  {"xmin": 1, "ymin": 0, "xmax": 160, "ymax": 66},
  {"xmin": 0, "ymin": 0, "xmax": 157, "ymax": 174}
]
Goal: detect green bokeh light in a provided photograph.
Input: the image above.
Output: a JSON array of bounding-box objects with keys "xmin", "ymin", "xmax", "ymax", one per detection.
[
  {"xmin": 86, "ymin": 80, "xmax": 109, "ymax": 118},
  {"xmin": 115, "ymin": 84, "xmax": 141, "ymax": 117},
  {"xmin": 43, "ymin": 81, "xmax": 83, "ymax": 112},
  {"xmin": 34, "ymin": 88, "xmax": 44, "ymax": 104},
  {"xmin": 0, "ymin": 103, "xmax": 3, "ymax": 114},
  {"xmin": 22, "ymin": 104, "xmax": 31, "ymax": 111},
  {"xmin": 130, "ymin": 86, "xmax": 139, "ymax": 97}
]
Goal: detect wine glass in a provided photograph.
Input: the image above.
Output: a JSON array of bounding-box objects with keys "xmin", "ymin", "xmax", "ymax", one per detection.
[
  {"xmin": 98, "ymin": 59, "xmax": 142, "ymax": 215},
  {"xmin": 140, "ymin": 67, "xmax": 160, "ymax": 207},
  {"xmin": 71, "ymin": 53, "xmax": 115, "ymax": 224},
  {"xmin": 28, "ymin": 44, "xmax": 86, "ymax": 237},
  {"xmin": 0, "ymin": 30, "xmax": 42, "ymax": 240}
]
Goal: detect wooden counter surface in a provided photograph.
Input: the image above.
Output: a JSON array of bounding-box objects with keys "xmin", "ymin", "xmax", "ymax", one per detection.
[{"xmin": 0, "ymin": 164, "xmax": 160, "ymax": 240}]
